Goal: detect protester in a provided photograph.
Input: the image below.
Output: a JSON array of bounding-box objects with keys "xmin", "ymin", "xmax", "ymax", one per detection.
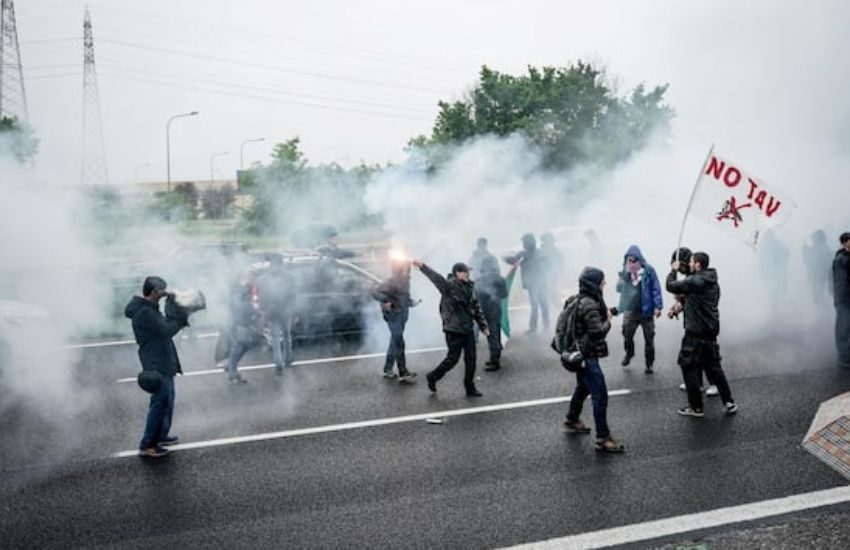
[
  {"xmin": 667, "ymin": 252, "xmax": 738, "ymax": 417},
  {"xmin": 372, "ymin": 260, "xmax": 418, "ymax": 383},
  {"xmin": 413, "ymin": 260, "xmax": 489, "ymax": 397},
  {"xmin": 124, "ymin": 276, "xmax": 189, "ymax": 458},
  {"xmin": 225, "ymin": 278, "xmax": 261, "ymax": 384},
  {"xmin": 561, "ymin": 267, "xmax": 625, "ymax": 453},
  {"xmin": 540, "ymin": 232, "xmax": 565, "ymax": 308},
  {"xmin": 833, "ymin": 232, "xmax": 850, "ymax": 369},
  {"xmin": 469, "ymin": 237, "xmax": 497, "ymax": 281},
  {"xmin": 615, "ymin": 245, "xmax": 663, "ymax": 373},
  {"xmin": 476, "ymin": 255, "xmax": 508, "ymax": 371},
  {"xmin": 256, "ymin": 254, "xmax": 296, "ymax": 375},
  {"xmin": 504, "ymin": 233, "xmax": 549, "ymax": 334},
  {"xmin": 803, "ymin": 230, "xmax": 834, "ymax": 308}
]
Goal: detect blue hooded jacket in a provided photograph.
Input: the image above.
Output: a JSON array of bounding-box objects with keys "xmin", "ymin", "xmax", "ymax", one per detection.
[{"xmin": 616, "ymin": 245, "xmax": 663, "ymax": 318}]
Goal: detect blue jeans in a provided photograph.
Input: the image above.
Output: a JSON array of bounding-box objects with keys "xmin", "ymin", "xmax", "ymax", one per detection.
[
  {"xmin": 270, "ymin": 317, "xmax": 294, "ymax": 368},
  {"xmin": 566, "ymin": 358, "xmax": 610, "ymax": 439},
  {"xmin": 140, "ymin": 373, "xmax": 175, "ymax": 449},
  {"xmin": 384, "ymin": 316, "xmax": 408, "ymax": 374},
  {"xmin": 528, "ymin": 286, "xmax": 550, "ymax": 331},
  {"xmin": 228, "ymin": 338, "xmax": 250, "ymax": 379}
]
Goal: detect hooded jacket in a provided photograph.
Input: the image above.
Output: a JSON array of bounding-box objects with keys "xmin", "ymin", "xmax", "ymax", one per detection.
[
  {"xmin": 574, "ymin": 267, "xmax": 611, "ymax": 358},
  {"xmin": 503, "ymin": 235, "xmax": 547, "ymax": 290},
  {"xmin": 834, "ymin": 248, "xmax": 850, "ymax": 308},
  {"xmin": 666, "ymin": 268, "xmax": 721, "ymax": 337},
  {"xmin": 124, "ymin": 296, "xmax": 183, "ymax": 376},
  {"xmin": 420, "ymin": 263, "xmax": 488, "ymax": 335},
  {"xmin": 616, "ymin": 245, "xmax": 663, "ymax": 318}
]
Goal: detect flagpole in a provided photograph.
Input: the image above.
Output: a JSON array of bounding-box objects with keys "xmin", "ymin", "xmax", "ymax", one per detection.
[{"xmin": 676, "ymin": 144, "xmax": 715, "ymax": 262}]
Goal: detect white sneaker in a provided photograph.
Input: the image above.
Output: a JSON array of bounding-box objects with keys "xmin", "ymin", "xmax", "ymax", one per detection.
[{"xmin": 706, "ymin": 385, "xmax": 719, "ymax": 397}]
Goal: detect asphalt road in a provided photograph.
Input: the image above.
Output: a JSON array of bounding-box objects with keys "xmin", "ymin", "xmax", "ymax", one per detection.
[{"xmin": 1, "ymin": 311, "xmax": 849, "ymax": 549}]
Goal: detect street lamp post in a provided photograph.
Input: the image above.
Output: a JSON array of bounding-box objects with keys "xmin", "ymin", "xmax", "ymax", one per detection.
[
  {"xmin": 209, "ymin": 151, "xmax": 230, "ymax": 185},
  {"xmin": 165, "ymin": 110, "xmax": 198, "ymax": 192},
  {"xmin": 240, "ymin": 137, "xmax": 265, "ymax": 170}
]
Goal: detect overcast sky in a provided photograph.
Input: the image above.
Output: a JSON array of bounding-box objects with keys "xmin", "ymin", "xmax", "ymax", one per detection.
[{"xmin": 14, "ymin": 0, "xmax": 850, "ymax": 185}]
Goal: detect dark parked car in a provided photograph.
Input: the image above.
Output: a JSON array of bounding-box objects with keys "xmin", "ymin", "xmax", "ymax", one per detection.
[{"xmin": 214, "ymin": 255, "xmax": 382, "ymax": 362}]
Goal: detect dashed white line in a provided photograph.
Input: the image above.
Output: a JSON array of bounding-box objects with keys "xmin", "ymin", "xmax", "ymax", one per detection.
[
  {"xmin": 504, "ymin": 485, "xmax": 850, "ymax": 549},
  {"xmin": 113, "ymin": 389, "xmax": 632, "ymax": 457},
  {"xmin": 114, "ymin": 346, "xmax": 448, "ymax": 383}
]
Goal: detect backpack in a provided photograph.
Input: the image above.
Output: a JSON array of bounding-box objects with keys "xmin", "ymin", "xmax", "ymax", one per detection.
[{"xmin": 552, "ymin": 295, "xmax": 584, "ymax": 372}]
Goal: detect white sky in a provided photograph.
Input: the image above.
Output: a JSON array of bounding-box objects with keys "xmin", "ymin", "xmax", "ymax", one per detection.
[{"xmin": 13, "ymin": 0, "xmax": 850, "ymax": 184}]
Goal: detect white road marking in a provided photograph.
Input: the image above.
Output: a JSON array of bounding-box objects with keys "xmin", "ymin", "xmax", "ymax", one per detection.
[
  {"xmin": 67, "ymin": 332, "xmax": 218, "ymax": 349},
  {"xmin": 504, "ymin": 485, "xmax": 850, "ymax": 550},
  {"xmin": 113, "ymin": 389, "xmax": 632, "ymax": 457},
  {"xmin": 115, "ymin": 346, "xmax": 448, "ymax": 383},
  {"xmin": 70, "ymin": 306, "xmax": 531, "ymax": 350}
]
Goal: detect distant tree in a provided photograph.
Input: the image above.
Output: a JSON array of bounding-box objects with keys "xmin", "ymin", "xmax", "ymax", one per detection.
[
  {"xmin": 173, "ymin": 182, "xmax": 199, "ymax": 219},
  {"xmin": 0, "ymin": 116, "xmax": 39, "ymax": 163},
  {"xmin": 200, "ymin": 184, "xmax": 236, "ymax": 219},
  {"xmin": 415, "ymin": 62, "xmax": 674, "ymax": 172}
]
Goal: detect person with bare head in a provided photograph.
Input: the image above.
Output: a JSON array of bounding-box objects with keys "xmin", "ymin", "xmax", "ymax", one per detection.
[
  {"xmin": 124, "ymin": 276, "xmax": 189, "ymax": 458},
  {"xmin": 833, "ymin": 232, "xmax": 850, "ymax": 369},
  {"xmin": 413, "ymin": 260, "xmax": 489, "ymax": 397},
  {"xmin": 667, "ymin": 252, "xmax": 737, "ymax": 418}
]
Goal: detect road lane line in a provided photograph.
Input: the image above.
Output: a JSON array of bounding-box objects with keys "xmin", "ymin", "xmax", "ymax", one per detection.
[
  {"xmin": 504, "ymin": 485, "xmax": 850, "ymax": 550},
  {"xmin": 71, "ymin": 306, "xmax": 531, "ymax": 350},
  {"xmin": 115, "ymin": 346, "xmax": 448, "ymax": 383},
  {"xmin": 113, "ymin": 389, "xmax": 632, "ymax": 457},
  {"xmin": 67, "ymin": 332, "xmax": 218, "ymax": 349}
]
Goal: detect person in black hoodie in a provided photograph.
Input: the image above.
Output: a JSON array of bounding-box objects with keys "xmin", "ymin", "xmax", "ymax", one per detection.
[
  {"xmin": 372, "ymin": 260, "xmax": 418, "ymax": 384},
  {"xmin": 124, "ymin": 276, "xmax": 188, "ymax": 458},
  {"xmin": 476, "ymin": 255, "xmax": 508, "ymax": 371},
  {"xmin": 667, "ymin": 252, "xmax": 737, "ymax": 418},
  {"xmin": 833, "ymin": 232, "xmax": 850, "ymax": 368},
  {"xmin": 504, "ymin": 233, "xmax": 549, "ymax": 334},
  {"xmin": 562, "ymin": 267, "xmax": 625, "ymax": 453},
  {"xmin": 413, "ymin": 260, "xmax": 489, "ymax": 397}
]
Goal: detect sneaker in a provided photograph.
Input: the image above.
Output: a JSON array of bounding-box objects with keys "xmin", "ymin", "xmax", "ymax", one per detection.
[
  {"xmin": 228, "ymin": 375, "xmax": 248, "ymax": 385},
  {"xmin": 594, "ymin": 437, "xmax": 625, "ymax": 453},
  {"xmin": 562, "ymin": 420, "xmax": 591, "ymax": 434},
  {"xmin": 621, "ymin": 355, "xmax": 632, "ymax": 367},
  {"xmin": 705, "ymin": 385, "xmax": 719, "ymax": 397},
  {"xmin": 159, "ymin": 435, "xmax": 179, "ymax": 446},
  {"xmin": 399, "ymin": 373, "xmax": 417, "ymax": 385},
  {"xmin": 724, "ymin": 402, "xmax": 738, "ymax": 415},
  {"xmin": 382, "ymin": 372, "xmax": 398, "ymax": 380},
  {"xmin": 426, "ymin": 374, "xmax": 437, "ymax": 392},
  {"xmin": 677, "ymin": 407, "xmax": 705, "ymax": 418},
  {"xmin": 141, "ymin": 446, "xmax": 169, "ymax": 458},
  {"xmin": 466, "ymin": 388, "xmax": 483, "ymax": 397}
]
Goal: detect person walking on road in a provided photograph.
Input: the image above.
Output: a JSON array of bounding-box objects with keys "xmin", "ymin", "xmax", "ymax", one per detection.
[
  {"xmin": 476, "ymin": 255, "xmax": 508, "ymax": 371},
  {"xmin": 615, "ymin": 245, "xmax": 663, "ymax": 373},
  {"xmin": 504, "ymin": 233, "xmax": 549, "ymax": 334},
  {"xmin": 666, "ymin": 252, "xmax": 738, "ymax": 418},
  {"xmin": 256, "ymin": 254, "xmax": 296, "ymax": 375},
  {"xmin": 413, "ymin": 260, "xmax": 489, "ymax": 397},
  {"xmin": 833, "ymin": 232, "xmax": 850, "ymax": 369},
  {"xmin": 124, "ymin": 276, "xmax": 189, "ymax": 458},
  {"xmin": 372, "ymin": 260, "xmax": 419, "ymax": 383},
  {"xmin": 562, "ymin": 267, "xmax": 625, "ymax": 453},
  {"xmin": 225, "ymin": 278, "xmax": 261, "ymax": 385}
]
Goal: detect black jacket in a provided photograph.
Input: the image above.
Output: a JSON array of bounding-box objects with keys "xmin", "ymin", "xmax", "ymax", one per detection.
[
  {"xmin": 372, "ymin": 275, "xmax": 413, "ymax": 321},
  {"xmin": 834, "ymin": 249, "xmax": 850, "ymax": 308},
  {"xmin": 504, "ymin": 247, "xmax": 547, "ymax": 290},
  {"xmin": 476, "ymin": 270, "xmax": 508, "ymax": 320},
  {"xmin": 420, "ymin": 263, "xmax": 487, "ymax": 334},
  {"xmin": 124, "ymin": 296, "xmax": 184, "ymax": 376},
  {"xmin": 666, "ymin": 268, "xmax": 721, "ymax": 337},
  {"xmin": 574, "ymin": 271, "xmax": 611, "ymax": 358}
]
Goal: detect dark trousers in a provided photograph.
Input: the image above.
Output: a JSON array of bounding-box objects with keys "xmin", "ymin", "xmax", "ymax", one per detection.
[
  {"xmin": 140, "ymin": 374, "xmax": 175, "ymax": 449},
  {"xmin": 622, "ymin": 312, "xmax": 656, "ymax": 365},
  {"xmin": 430, "ymin": 331, "xmax": 477, "ymax": 389},
  {"xmin": 566, "ymin": 358, "xmax": 610, "ymax": 439},
  {"xmin": 528, "ymin": 286, "xmax": 550, "ymax": 332},
  {"xmin": 837, "ymin": 305, "xmax": 850, "ymax": 367},
  {"xmin": 384, "ymin": 317, "xmax": 408, "ymax": 374},
  {"xmin": 484, "ymin": 309, "xmax": 502, "ymax": 362},
  {"xmin": 678, "ymin": 333, "xmax": 733, "ymax": 410}
]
